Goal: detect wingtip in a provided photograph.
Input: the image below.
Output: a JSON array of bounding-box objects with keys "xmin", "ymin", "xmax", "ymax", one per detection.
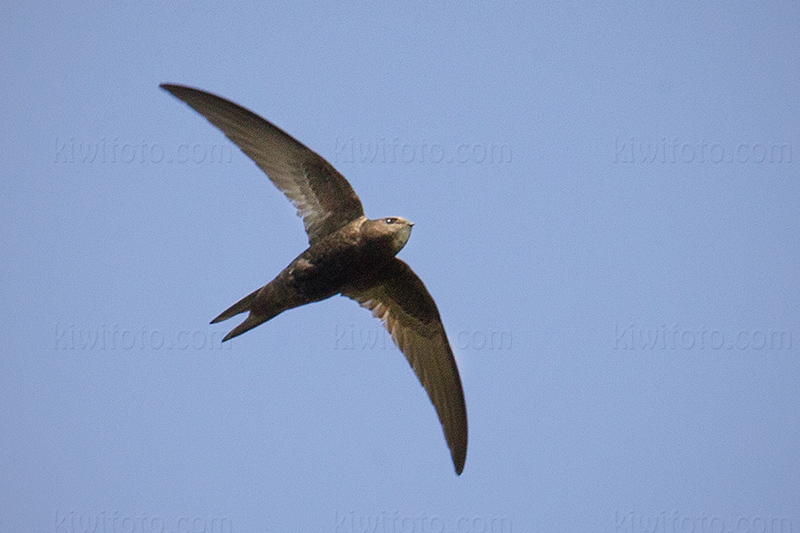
[
  {"xmin": 453, "ymin": 451, "xmax": 466, "ymax": 475},
  {"xmin": 160, "ymin": 83, "xmax": 184, "ymax": 96},
  {"xmin": 448, "ymin": 420, "xmax": 468, "ymax": 475}
]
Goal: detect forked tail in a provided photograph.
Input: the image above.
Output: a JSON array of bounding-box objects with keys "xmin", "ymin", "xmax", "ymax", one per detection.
[{"xmin": 211, "ymin": 283, "xmax": 292, "ymax": 342}]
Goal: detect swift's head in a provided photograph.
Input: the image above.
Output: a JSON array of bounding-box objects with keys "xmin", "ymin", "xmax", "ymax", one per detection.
[{"xmin": 363, "ymin": 216, "xmax": 414, "ymax": 254}]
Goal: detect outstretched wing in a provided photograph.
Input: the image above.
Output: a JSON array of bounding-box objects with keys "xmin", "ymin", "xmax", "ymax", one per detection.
[
  {"xmin": 343, "ymin": 258, "xmax": 468, "ymax": 474},
  {"xmin": 161, "ymin": 84, "xmax": 364, "ymax": 244}
]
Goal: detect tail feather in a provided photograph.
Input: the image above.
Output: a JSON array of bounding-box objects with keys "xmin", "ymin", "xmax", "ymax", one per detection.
[
  {"xmin": 211, "ymin": 288, "xmax": 260, "ymax": 324},
  {"xmin": 211, "ymin": 281, "xmax": 299, "ymax": 342},
  {"xmin": 220, "ymin": 313, "xmax": 271, "ymax": 342}
]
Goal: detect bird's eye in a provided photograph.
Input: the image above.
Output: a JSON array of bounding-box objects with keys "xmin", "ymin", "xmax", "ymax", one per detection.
[{"xmin": 384, "ymin": 217, "xmax": 397, "ymax": 225}]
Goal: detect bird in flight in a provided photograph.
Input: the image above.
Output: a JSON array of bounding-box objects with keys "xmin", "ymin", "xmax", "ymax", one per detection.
[{"xmin": 160, "ymin": 84, "xmax": 468, "ymax": 474}]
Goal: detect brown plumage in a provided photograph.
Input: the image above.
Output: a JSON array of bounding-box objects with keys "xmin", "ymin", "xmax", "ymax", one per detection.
[{"xmin": 161, "ymin": 84, "xmax": 467, "ymax": 474}]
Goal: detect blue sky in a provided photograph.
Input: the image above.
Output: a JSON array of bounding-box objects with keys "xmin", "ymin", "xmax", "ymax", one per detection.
[{"xmin": 2, "ymin": 2, "xmax": 799, "ymax": 532}]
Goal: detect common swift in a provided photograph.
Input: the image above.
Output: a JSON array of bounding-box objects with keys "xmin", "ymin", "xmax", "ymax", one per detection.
[{"xmin": 160, "ymin": 84, "xmax": 467, "ymax": 474}]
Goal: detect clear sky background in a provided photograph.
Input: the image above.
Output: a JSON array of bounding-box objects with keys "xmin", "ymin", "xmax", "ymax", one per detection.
[{"xmin": 2, "ymin": 2, "xmax": 798, "ymax": 532}]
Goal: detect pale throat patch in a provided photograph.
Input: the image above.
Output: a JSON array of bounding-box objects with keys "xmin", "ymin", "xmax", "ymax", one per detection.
[{"xmin": 391, "ymin": 225, "xmax": 413, "ymax": 254}]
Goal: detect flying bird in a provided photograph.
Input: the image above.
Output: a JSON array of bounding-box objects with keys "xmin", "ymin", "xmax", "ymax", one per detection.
[{"xmin": 160, "ymin": 84, "xmax": 468, "ymax": 474}]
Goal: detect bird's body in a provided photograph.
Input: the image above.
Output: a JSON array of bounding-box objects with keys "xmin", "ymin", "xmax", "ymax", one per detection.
[
  {"xmin": 213, "ymin": 215, "xmax": 413, "ymax": 340},
  {"xmin": 161, "ymin": 84, "xmax": 468, "ymax": 474}
]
